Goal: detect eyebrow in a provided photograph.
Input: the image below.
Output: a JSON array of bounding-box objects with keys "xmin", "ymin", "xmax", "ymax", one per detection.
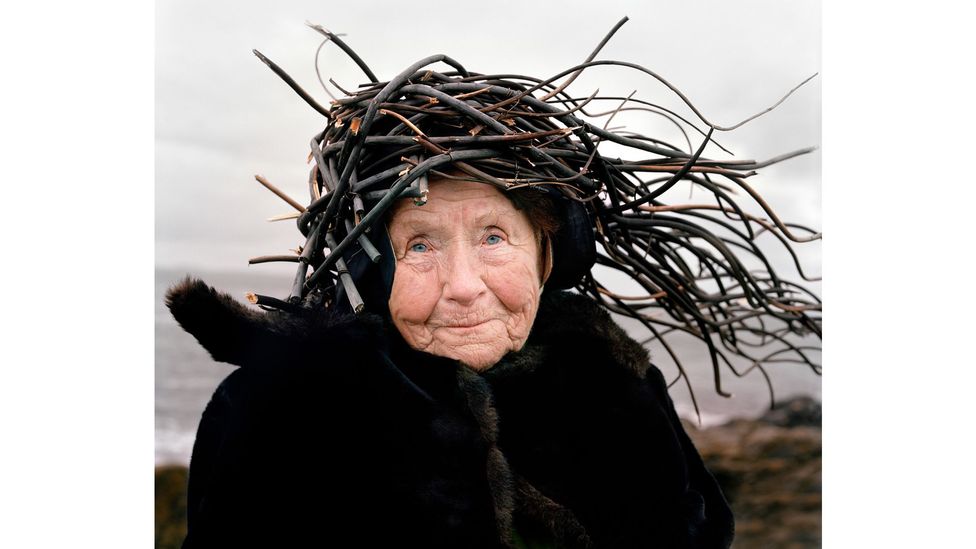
[
  {"xmin": 397, "ymin": 218, "xmax": 436, "ymax": 234},
  {"xmin": 472, "ymin": 209, "xmax": 503, "ymax": 226},
  {"xmin": 393, "ymin": 208, "xmax": 507, "ymax": 233}
]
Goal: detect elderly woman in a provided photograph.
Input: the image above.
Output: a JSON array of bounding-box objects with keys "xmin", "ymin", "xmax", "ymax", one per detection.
[{"xmin": 168, "ymin": 22, "xmax": 819, "ymax": 549}]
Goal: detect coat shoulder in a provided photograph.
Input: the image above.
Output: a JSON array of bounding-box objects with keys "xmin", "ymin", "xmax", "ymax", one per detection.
[{"xmin": 165, "ymin": 276, "xmax": 385, "ymax": 369}]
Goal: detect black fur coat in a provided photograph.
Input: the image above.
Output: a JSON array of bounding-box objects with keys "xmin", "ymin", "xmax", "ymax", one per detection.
[{"xmin": 166, "ymin": 278, "xmax": 734, "ymax": 548}]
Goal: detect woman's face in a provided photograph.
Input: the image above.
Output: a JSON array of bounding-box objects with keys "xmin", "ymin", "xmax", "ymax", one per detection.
[{"xmin": 387, "ymin": 179, "xmax": 543, "ymax": 370}]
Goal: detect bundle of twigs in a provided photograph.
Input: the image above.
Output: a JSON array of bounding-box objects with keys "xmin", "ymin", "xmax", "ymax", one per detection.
[{"xmin": 246, "ymin": 17, "xmax": 821, "ymax": 414}]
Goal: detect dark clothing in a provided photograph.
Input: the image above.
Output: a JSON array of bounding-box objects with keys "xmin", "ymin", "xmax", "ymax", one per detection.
[{"xmin": 167, "ymin": 279, "xmax": 734, "ymax": 548}]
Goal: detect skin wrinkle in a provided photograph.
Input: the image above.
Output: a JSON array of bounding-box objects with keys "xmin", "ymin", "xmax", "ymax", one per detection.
[{"xmin": 387, "ymin": 179, "xmax": 544, "ymax": 370}]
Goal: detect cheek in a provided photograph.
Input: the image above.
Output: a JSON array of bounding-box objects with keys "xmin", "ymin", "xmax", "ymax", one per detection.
[
  {"xmin": 483, "ymin": 248, "xmax": 542, "ymax": 315},
  {"xmin": 389, "ymin": 265, "xmax": 440, "ymax": 324}
]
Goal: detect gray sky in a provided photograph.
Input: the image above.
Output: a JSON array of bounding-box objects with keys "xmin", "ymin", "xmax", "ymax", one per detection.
[{"xmin": 156, "ymin": 0, "xmax": 821, "ymax": 279}]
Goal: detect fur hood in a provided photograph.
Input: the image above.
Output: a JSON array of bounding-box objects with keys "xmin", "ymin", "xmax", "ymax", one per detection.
[{"xmin": 167, "ymin": 278, "xmax": 733, "ymax": 548}]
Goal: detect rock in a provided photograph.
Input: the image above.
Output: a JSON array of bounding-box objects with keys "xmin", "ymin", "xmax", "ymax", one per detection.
[
  {"xmin": 759, "ymin": 396, "xmax": 822, "ymax": 428},
  {"xmin": 155, "ymin": 465, "xmax": 188, "ymax": 549}
]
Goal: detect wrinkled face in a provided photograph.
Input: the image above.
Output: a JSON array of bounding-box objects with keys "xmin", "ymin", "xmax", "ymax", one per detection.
[{"xmin": 387, "ymin": 179, "xmax": 543, "ymax": 370}]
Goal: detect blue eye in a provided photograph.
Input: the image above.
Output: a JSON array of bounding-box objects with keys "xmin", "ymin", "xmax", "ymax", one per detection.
[
  {"xmin": 409, "ymin": 242, "xmax": 428, "ymax": 253},
  {"xmin": 485, "ymin": 234, "xmax": 503, "ymax": 245}
]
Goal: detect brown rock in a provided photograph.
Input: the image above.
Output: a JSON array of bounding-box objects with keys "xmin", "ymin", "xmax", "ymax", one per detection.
[
  {"xmin": 687, "ymin": 397, "xmax": 822, "ymax": 548},
  {"xmin": 155, "ymin": 465, "xmax": 188, "ymax": 549}
]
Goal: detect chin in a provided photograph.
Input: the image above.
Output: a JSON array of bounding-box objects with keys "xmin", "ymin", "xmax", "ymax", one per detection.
[
  {"xmin": 459, "ymin": 357, "xmax": 498, "ymax": 371},
  {"xmin": 449, "ymin": 346, "xmax": 508, "ymax": 371}
]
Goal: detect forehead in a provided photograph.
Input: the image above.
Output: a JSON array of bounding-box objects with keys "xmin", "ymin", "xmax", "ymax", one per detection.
[{"xmin": 388, "ymin": 179, "xmax": 521, "ymax": 227}]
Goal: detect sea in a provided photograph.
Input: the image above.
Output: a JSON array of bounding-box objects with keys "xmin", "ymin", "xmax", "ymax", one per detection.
[{"xmin": 155, "ymin": 267, "xmax": 821, "ymax": 466}]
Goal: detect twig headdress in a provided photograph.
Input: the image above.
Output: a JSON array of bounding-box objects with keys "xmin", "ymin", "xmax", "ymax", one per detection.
[{"xmin": 246, "ymin": 18, "xmax": 822, "ymax": 415}]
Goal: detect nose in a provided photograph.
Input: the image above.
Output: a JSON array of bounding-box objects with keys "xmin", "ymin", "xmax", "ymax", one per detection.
[{"xmin": 441, "ymin": 245, "xmax": 488, "ymax": 305}]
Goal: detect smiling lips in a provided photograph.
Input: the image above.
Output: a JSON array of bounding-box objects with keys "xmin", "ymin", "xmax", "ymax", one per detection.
[{"xmin": 442, "ymin": 321, "xmax": 490, "ymax": 329}]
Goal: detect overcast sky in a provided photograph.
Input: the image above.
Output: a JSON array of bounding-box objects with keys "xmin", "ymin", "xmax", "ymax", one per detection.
[{"xmin": 156, "ymin": 0, "xmax": 821, "ymax": 281}]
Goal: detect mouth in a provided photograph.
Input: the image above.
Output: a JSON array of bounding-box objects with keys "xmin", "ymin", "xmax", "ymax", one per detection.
[{"xmin": 442, "ymin": 320, "xmax": 491, "ymax": 329}]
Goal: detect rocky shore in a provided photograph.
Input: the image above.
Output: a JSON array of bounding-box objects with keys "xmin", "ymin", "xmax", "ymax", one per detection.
[
  {"xmin": 155, "ymin": 397, "xmax": 821, "ymax": 548},
  {"xmin": 155, "ymin": 464, "xmax": 188, "ymax": 549},
  {"xmin": 686, "ymin": 396, "xmax": 822, "ymax": 548}
]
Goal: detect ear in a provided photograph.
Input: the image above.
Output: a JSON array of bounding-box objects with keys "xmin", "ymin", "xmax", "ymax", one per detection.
[{"xmin": 540, "ymin": 234, "xmax": 554, "ymax": 286}]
